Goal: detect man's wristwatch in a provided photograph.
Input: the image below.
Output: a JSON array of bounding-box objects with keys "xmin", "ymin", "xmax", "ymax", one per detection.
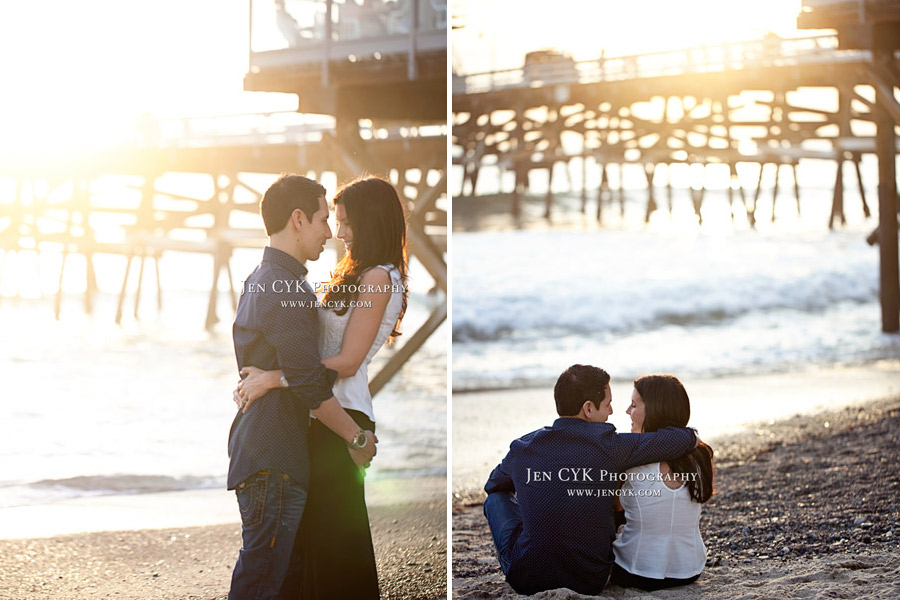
[
  {"xmin": 280, "ymin": 375, "xmax": 289, "ymax": 388},
  {"xmin": 349, "ymin": 429, "xmax": 368, "ymax": 450}
]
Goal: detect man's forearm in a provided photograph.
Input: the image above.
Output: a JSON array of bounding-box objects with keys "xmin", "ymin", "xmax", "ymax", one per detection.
[
  {"xmin": 619, "ymin": 427, "xmax": 697, "ymax": 471},
  {"xmin": 311, "ymin": 396, "xmax": 361, "ymax": 443},
  {"xmin": 485, "ymin": 462, "xmax": 515, "ymax": 494}
]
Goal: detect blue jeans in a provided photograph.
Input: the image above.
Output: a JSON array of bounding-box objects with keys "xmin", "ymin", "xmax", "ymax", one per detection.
[
  {"xmin": 228, "ymin": 470, "xmax": 308, "ymax": 600},
  {"xmin": 483, "ymin": 491, "xmax": 523, "ymax": 575}
]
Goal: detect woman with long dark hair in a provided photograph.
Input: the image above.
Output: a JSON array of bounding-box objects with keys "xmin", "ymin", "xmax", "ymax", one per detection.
[
  {"xmin": 236, "ymin": 176, "xmax": 408, "ymax": 599},
  {"xmin": 611, "ymin": 374, "xmax": 714, "ymax": 592}
]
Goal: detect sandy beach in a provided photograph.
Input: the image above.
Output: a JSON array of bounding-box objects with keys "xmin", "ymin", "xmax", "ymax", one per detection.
[
  {"xmin": 0, "ymin": 484, "xmax": 446, "ymax": 599},
  {"xmin": 452, "ymin": 397, "xmax": 900, "ymax": 599}
]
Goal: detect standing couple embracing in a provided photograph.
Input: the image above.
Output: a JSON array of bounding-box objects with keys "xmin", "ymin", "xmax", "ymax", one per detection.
[{"xmin": 227, "ymin": 174, "xmax": 408, "ymax": 599}]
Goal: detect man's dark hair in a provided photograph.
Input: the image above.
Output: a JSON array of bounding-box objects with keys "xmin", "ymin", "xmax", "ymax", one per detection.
[
  {"xmin": 260, "ymin": 174, "xmax": 326, "ymax": 235},
  {"xmin": 554, "ymin": 364, "xmax": 610, "ymax": 416}
]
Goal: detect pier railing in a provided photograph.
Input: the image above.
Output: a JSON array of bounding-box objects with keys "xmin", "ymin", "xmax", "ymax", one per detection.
[
  {"xmin": 146, "ymin": 111, "xmax": 445, "ymax": 149},
  {"xmin": 455, "ymin": 35, "xmax": 866, "ymax": 95}
]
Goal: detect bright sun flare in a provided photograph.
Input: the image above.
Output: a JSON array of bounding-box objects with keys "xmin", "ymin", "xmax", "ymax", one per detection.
[{"xmin": 0, "ymin": 1, "xmax": 294, "ymax": 155}]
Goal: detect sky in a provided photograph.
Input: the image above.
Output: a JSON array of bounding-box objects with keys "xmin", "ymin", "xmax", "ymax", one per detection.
[
  {"xmin": 453, "ymin": 0, "xmax": 806, "ymax": 73},
  {"xmin": 0, "ymin": 0, "xmax": 296, "ymax": 153},
  {"xmin": 0, "ymin": 0, "xmax": 810, "ymax": 152}
]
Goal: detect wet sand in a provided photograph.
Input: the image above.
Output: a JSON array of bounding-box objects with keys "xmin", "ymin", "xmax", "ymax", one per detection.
[
  {"xmin": 0, "ymin": 498, "xmax": 446, "ymax": 599},
  {"xmin": 452, "ymin": 397, "xmax": 900, "ymax": 599}
]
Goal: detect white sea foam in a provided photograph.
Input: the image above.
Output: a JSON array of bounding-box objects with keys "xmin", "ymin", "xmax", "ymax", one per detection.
[
  {"xmin": 452, "ymin": 224, "xmax": 897, "ymax": 390},
  {"xmin": 0, "ymin": 287, "xmax": 446, "ymax": 509}
]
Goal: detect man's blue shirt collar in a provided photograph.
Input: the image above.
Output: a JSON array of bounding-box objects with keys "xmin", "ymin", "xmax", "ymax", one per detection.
[
  {"xmin": 263, "ymin": 246, "xmax": 308, "ymax": 281},
  {"xmin": 552, "ymin": 417, "xmax": 616, "ymax": 432}
]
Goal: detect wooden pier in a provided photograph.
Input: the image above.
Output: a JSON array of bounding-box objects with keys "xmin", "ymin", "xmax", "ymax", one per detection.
[
  {"xmin": 452, "ymin": 1, "xmax": 898, "ymax": 331},
  {"xmin": 0, "ymin": 0, "xmax": 448, "ymax": 394}
]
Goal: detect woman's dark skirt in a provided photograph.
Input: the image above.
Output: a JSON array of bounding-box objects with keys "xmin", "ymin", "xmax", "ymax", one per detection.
[{"xmin": 297, "ymin": 410, "xmax": 379, "ymax": 600}]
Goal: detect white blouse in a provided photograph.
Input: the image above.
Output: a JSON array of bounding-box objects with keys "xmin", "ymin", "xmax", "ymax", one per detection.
[
  {"xmin": 612, "ymin": 462, "xmax": 707, "ymax": 580},
  {"xmin": 318, "ymin": 265, "xmax": 403, "ymax": 422}
]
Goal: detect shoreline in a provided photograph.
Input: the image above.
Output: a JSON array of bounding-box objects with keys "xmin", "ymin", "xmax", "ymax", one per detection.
[
  {"xmin": 451, "ymin": 396, "xmax": 900, "ymax": 599},
  {"xmin": 0, "ymin": 480, "xmax": 447, "ymax": 600},
  {"xmin": 451, "ymin": 360, "xmax": 900, "ymax": 396},
  {"xmin": 0, "ymin": 475, "xmax": 445, "ymax": 541},
  {"xmin": 452, "ymin": 363, "xmax": 900, "ymax": 496}
]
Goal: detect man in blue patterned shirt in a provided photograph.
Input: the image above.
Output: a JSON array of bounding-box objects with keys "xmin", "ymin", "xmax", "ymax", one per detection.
[
  {"xmin": 484, "ymin": 364, "xmax": 698, "ymax": 595},
  {"xmin": 227, "ymin": 175, "xmax": 377, "ymax": 600}
]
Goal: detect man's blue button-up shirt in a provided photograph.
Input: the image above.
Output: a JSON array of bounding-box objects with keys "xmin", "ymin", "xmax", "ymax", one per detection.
[{"xmin": 227, "ymin": 246, "xmax": 335, "ymax": 490}]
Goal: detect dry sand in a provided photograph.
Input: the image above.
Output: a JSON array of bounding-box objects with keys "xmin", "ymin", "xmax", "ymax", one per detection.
[
  {"xmin": 0, "ymin": 499, "xmax": 446, "ymax": 600},
  {"xmin": 452, "ymin": 398, "xmax": 900, "ymax": 599}
]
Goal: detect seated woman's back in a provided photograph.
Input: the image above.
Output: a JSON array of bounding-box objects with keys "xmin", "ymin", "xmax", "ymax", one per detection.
[
  {"xmin": 613, "ymin": 461, "xmax": 705, "ymax": 579},
  {"xmin": 611, "ymin": 374, "xmax": 714, "ymax": 591}
]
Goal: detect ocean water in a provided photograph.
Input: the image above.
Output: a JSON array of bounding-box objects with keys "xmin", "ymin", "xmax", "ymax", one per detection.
[
  {"xmin": 451, "ymin": 174, "xmax": 900, "ymax": 492},
  {"xmin": 0, "ymin": 246, "xmax": 446, "ymax": 510},
  {"xmin": 452, "ymin": 168, "xmax": 900, "ymax": 392}
]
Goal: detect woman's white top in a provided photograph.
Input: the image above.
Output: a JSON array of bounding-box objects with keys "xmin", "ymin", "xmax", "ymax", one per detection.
[
  {"xmin": 612, "ymin": 462, "xmax": 706, "ymax": 579},
  {"xmin": 318, "ymin": 264, "xmax": 403, "ymax": 422}
]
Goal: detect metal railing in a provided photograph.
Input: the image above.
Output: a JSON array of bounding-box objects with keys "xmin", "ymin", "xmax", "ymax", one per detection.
[
  {"xmin": 456, "ymin": 34, "xmax": 868, "ymax": 95},
  {"xmin": 249, "ymin": 0, "xmax": 447, "ymax": 82},
  {"xmin": 141, "ymin": 111, "xmax": 446, "ymax": 149}
]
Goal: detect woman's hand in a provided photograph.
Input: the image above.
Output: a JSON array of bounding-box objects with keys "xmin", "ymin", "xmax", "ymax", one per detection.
[{"xmin": 233, "ymin": 366, "xmax": 283, "ymax": 413}]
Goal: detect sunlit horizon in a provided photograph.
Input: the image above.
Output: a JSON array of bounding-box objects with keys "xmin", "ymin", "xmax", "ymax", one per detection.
[
  {"xmin": 0, "ymin": 0, "xmax": 297, "ymax": 155},
  {"xmin": 453, "ymin": 0, "xmax": 808, "ymax": 74}
]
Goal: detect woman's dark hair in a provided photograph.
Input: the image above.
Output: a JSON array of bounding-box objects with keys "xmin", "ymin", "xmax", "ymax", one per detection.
[
  {"xmin": 633, "ymin": 374, "xmax": 714, "ymax": 503},
  {"xmin": 322, "ymin": 176, "xmax": 408, "ymax": 338}
]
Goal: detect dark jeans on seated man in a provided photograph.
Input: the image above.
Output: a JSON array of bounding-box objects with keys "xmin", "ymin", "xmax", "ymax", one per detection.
[
  {"xmin": 229, "ymin": 470, "xmax": 308, "ymax": 600},
  {"xmin": 483, "ymin": 491, "xmax": 523, "ymax": 576}
]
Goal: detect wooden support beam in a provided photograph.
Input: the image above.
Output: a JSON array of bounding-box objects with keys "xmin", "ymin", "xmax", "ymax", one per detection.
[
  {"xmin": 511, "ymin": 166, "xmax": 523, "ymax": 219},
  {"xmin": 368, "ymin": 300, "xmax": 446, "ymax": 397},
  {"xmin": 853, "ymin": 153, "xmax": 872, "ymax": 218},
  {"xmin": 666, "ymin": 163, "xmax": 674, "ymax": 215},
  {"xmin": 154, "ymin": 253, "xmax": 162, "ymax": 311},
  {"xmin": 643, "ymin": 163, "xmax": 657, "ymax": 223},
  {"xmin": 747, "ymin": 162, "xmax": 766, "ymax": 228},
  {"xmin": 771, "ymin": 163, "xmax": 781, "ymax": 223},
  {"xmin": 867, "ymin": 61, "xmax": 900, "ymax": 126},
  {"xmin": 875, "ymin": 49, "xmax": 900, "ymax": 333},
  {"xmin": 134, "ymin": 253, "xmax": 146, "ymax": 320},
  {"xmin": 205, "ymin": 244, "xmax": 225, "ymax": 331},
  {"xmin": 85, "ymin": 252, "xmax": 97, "ymax": 314},
  {"xmin": 116, "ymin": 253, "xmax": 136, "ymax": 325},
  {"xmin": 692, "ymin": 170, "xmax": 706, "ymax": 226},
  {"xmin": 831, "ymin": 158, "xmax": 846, "ymax": 229},
  {"xmin": 730, "ymin": 162, "xmax": 747, "ymax": 224},
  {"xmin": 54, "ymin": 201, "xmax": 77, "ymax": 320},
  {"xmin": 595, "ymin": 163, "xmax": 606, "ymax": 222},
  {"xmin": 545, "ymin": 162, "xmax": 555, "ymax": 219},
  {"xmin": 580, "ymin": 155, "xmax": 588, "ymax": 214}
]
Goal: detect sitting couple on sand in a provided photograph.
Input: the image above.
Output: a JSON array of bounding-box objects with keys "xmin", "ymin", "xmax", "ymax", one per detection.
[{"xmin": 484, "ymin": 364, "xmax": 715, "ymax": 595}]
